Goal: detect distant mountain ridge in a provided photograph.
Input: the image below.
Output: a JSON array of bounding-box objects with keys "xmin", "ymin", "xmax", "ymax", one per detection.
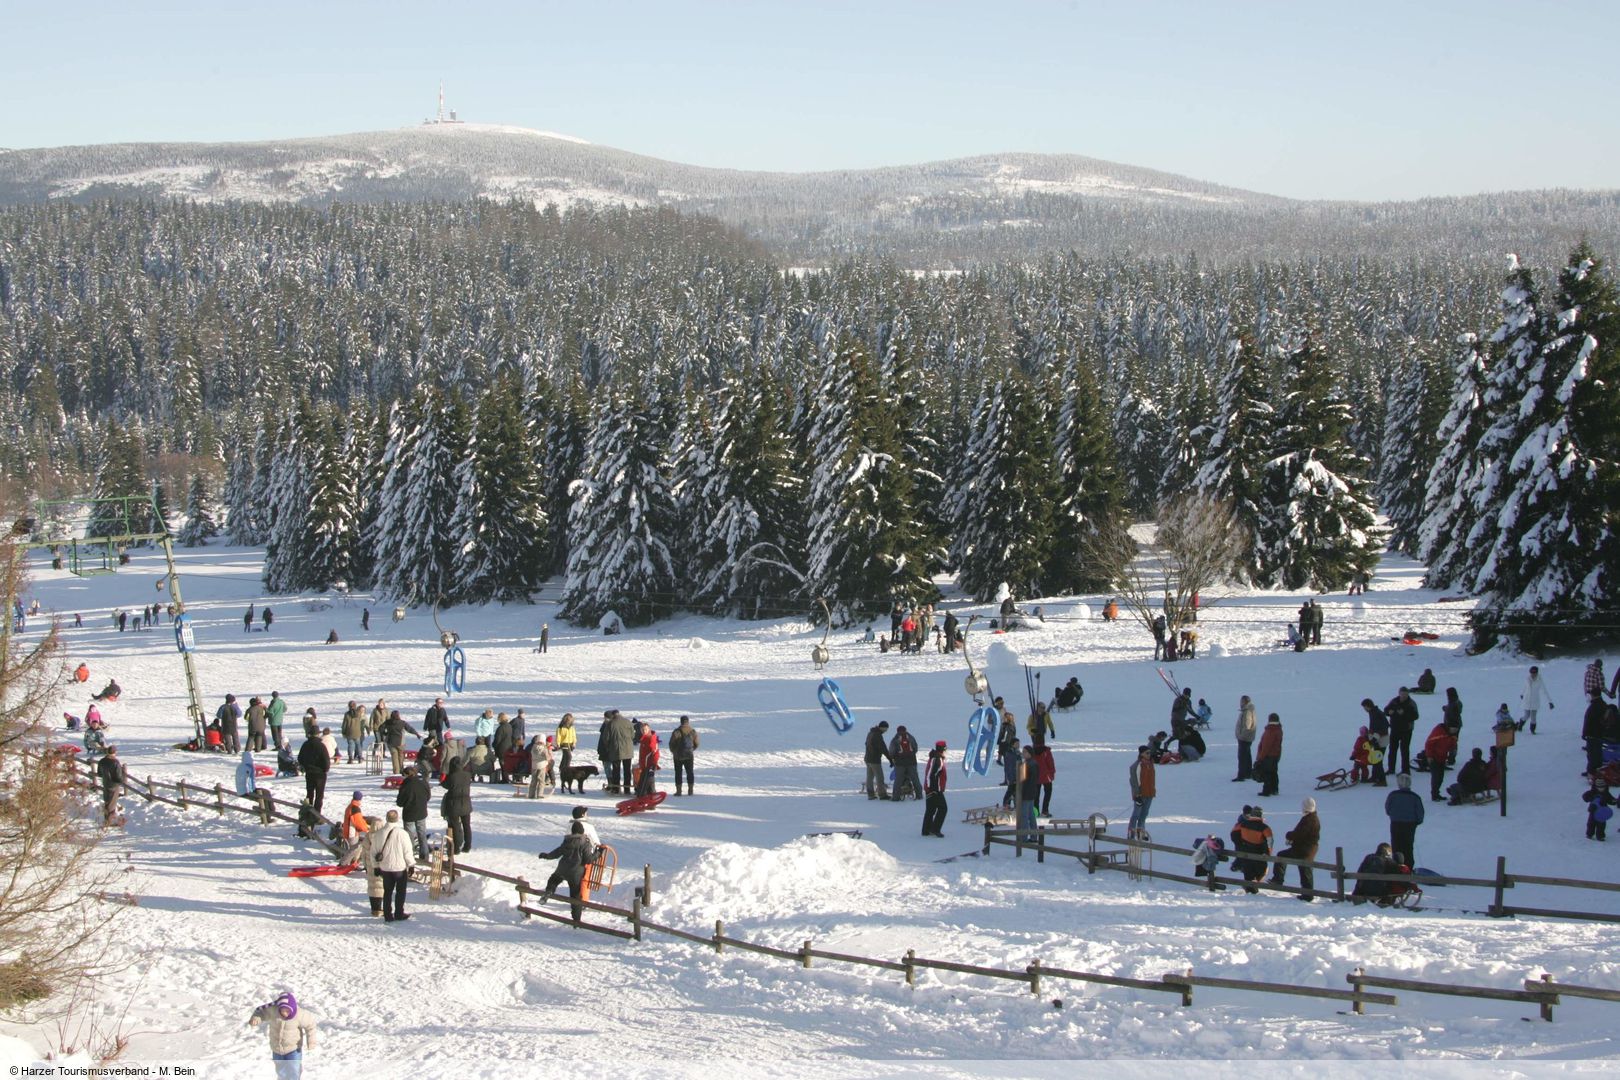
[{"xmin": 1, "ymin": 124, "xmax": 1615, "ymax": 265}]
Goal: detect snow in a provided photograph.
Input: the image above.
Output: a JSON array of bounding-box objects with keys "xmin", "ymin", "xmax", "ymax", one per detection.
[
  {"xmin": 4, "ymin": 543, "xmax": 1620, "ymax": 1071},
  {"xmin": 421, "ymin": 123, "xmax": 592, "ymax": 145}
]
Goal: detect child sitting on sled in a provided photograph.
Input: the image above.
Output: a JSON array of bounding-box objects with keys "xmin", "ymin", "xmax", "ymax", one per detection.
[{"xmin": 1349, "ymin": 727, "xmax": 1378, "ymax": 784}]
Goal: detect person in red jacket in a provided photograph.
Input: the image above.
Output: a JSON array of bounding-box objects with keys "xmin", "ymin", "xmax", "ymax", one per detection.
[
  {"xmin": 921, "ymin": 740, "xmax": 948, "ymax": 837},
  {"xmin": 1254, "ymin": 714, "xmax": 1284, "ymax": 797},
  {"xmin": 634, "ymin": 725, "xmax": 660, "ymax": 797},
  {"xmin": 1424, "ymin": 722, "xmax": 1457, "ymax": 802},
  {"xmin": 1034, "ymin": 742, "xmax": 1057, "ymax": 816}
]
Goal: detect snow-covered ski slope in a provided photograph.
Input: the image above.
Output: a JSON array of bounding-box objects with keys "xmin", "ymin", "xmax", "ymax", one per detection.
[{"xmin": 4, "ymin": 545, "xmax": 1619, "ymax": 1073}]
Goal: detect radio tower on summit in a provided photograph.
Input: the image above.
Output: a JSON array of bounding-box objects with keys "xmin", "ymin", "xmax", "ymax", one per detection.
[{"xmin": 423, "ymin": 82, "xmax": 464, "ymax": 125}]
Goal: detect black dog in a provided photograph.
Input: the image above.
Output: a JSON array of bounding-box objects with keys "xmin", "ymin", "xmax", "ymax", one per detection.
[{"xmin": 559, "ymin": 764, "xmax": 600, "ymax": 794}]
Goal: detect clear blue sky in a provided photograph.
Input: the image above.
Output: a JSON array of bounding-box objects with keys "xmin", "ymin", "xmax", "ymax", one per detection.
[{"xmin": 5, "ymin": 0, "xmax": 1616, "ymax": 200}]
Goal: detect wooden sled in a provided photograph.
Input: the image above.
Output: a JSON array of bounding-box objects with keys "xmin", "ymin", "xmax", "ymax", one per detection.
[
  {"xmin": 1378, "ymin": 882, "xmax": 1423, "ymax": 909},
  {"xmin": 513, "ymin": 771, "xmax": 556, "ymax": 799},
  {"xmin": 579, "ymin": 843, "xmax": 617, "ymax": 903},
  {"xmin": 1315, "ymin": 769, "xmax": 1358, "ymax": 791},
  {"xmin": 962, "ymin": 805, "xmax": 1015, "ymax": 826}
]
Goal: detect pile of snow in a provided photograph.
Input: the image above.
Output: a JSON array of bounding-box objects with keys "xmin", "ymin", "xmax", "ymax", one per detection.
[{"xmin": 661, "ymin": 834, "xmax": 900, "ymax": 922}]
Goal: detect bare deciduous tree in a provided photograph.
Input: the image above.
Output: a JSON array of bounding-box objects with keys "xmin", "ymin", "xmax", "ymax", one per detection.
[
  {"xmin": 1, "ymin": 527, "xmax": 124, "ymax": 1016},
  {"xmin": 1108, "ymin": 495, "xmax": 1252, "ymax": 644}
]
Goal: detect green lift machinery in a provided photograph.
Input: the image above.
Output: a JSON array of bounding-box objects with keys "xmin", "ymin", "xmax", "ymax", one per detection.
[{"xmin": 26, "ymin": 492, "xmax": 207, "ymax": 740}]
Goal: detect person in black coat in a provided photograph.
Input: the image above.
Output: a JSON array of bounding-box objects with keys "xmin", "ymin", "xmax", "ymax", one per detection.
[
  {"xmin": 1582, "ymin": 693, "xmax": 1608, "ymax": 777},
  {"xmin": 379, "ymin": 709, "xmax": 420, "ymax": 776},
  {"xmin": 297, "ymin": 736, "xmax": 331, "ymax": 814},
  {"xmin": 863, "ymin": 722, "xmax": 891, "ymax": 800},
  {"xmin": 921, "ymin": 741, "xmax": 948, "ymax": 837},
  {"xmin": 96, "ymin": 745, "xmax": 127, "ymax": 824},
  {"xmin": 1175, "ymin": 726, "xmax": 1206, "ymax": 762},
  {"xmin": 492, "ymin": 716, "xmax": 517, "ymax": 784},
  {"xmin": 1361, "ymin": 698, "xmax": 1390, "ymax": 786},
  {"xmin": 1441, "ymin": 688, "xmax": 1464, "ymax": 761},
  {"xmin": 1384, "ymin": 688, "xmax": 1420, "ymax": 775},
  {"xmin": 1351, "ymin": 843, "xmax": 1402, "ymax": 903},
  {"xmin": 537, "ymin": 822, "xmax": 598, "ymax": 923},
  {"xmin": 1170, "ymin": 688, "xmax": 1193, "ymax": 733},
  {"xmin": 423, "ymin": 697, "xmax": 449, "ymax": 743},
  {"xmin": 440, "ymin": 758, "xmax": 472, "ymax": 854},
  {"xmin": 1448, "ymin": 748, "xmax": 1490, "ymax": 804},
  {"xmin": 394, "ymin": 766, "xmax": 432, "ymax": 861}
]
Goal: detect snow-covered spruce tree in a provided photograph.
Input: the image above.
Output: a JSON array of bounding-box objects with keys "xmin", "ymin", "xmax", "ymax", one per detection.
[
  {"xmin": 668, "ymin": 389, "xmax": 720, "ymax": 604},
  {"xmin": 344, "ymin": 405, "xmax": 386, "ymax": 590},
  {"xmin": 1159, "ymin": 371, "xmax": 1210, "ymax": 502},
  {"xmin": 684, "ymin": 370, "xmax": 806, "ymax": 617},
  {"xmin": 1456, "ymin": 257, "xmax": 1546, "ymax": 594},
  {"xmin": 372, "ymin": 387, "xmax": 466, "ymax": 606},
  {"xmin": 558, "ymin": 388, "xmax": 678, "ymax": 627},
  {"xmin": 1048, "ymin": 354, "xmax": 1134, "ymax": 593},
  {"xmin": 947, "ymin": 374, "xmax": 1056, "ymax": 601},
  {"xmin": 1112, "ymin": 383, "xmax": 1168, "ymax": 513},
  {"xmin": 450, "ymin": 376, "xmax": 547, "ymax": 604},
  {"xmin": 1472, "ymin": 244, "xmax": 1620, "ymax": 646},
  {"xmin": 1417, "ymin": 333, "xmax": 1492, "ymax": 587},
  {"xmin": 1191, "ymin": 335, "xmax": 1272, "ymax": 580},
  {"xmin": 302, "ymin": 404, "xmax": 362, "ymax": 592},
  {"xmin": 225, "ymin": 424, "xmax": 273, "ymax": 546},
  {"xmin": 880, "ymin": 323, "xmax": 950, "ymax": 575},
  {"xmin": 1376, "ymin": 341, "xmax": 1446, "ymax": 557},
  {"xmin": 1256, "ymin": 338, "xmax": 1382, "ymax": 590},
  {"xmin": 538, "ymin": 373, "xmax": 588, "ymax": 579},
  {"xmin": 261, "ymin": 404, "xmax": 321, "ymax": 592},
  {"xmin": 176, "ymin": 473, "xmax": 221, "ymax": 547},
  {"xmin": 804, "ymin": 339, "xmax": 938, "ymax": 623},
  {"xmin": 87, "ymin": 423, "xmax": 149, "ymax": 539}
]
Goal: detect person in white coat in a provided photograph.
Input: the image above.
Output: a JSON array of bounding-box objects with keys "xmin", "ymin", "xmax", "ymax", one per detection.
[
  {"xmin": 372, "ymin": 810, "xmax": 416, "ymax": 922},
  {"xmin": 247, "ymin": 990, "xmax": 318, "ymax": 1080},
  {"xmin": 1233, "ymin": 694, "xmax": 1258, "ymax": 782},
  {"xmin": 235, "ymin": 750, "xmax": 258, "ymax": 796},
  {"xmin": 1520, "ymin": 665, "xmax": 1554, "ymax": 734}
]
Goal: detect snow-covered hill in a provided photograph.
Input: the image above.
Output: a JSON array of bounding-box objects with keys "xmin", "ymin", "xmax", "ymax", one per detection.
[
  {"xmin": 3, "ymin": 544, "xmax": 1619, "ymax": 1071},
  {"xmin": 6, "ymin": 125, "xmax": 1617, "ymax": 264},
  {"xmin": 0, "ymin": 124, "xmax": 1272, "ymax": 213}
]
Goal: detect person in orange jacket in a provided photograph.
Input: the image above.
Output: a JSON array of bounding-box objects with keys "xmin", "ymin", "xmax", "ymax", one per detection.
[{"xmin": 340, "ymin": 790, "xmax": 370, "ymax": 846}]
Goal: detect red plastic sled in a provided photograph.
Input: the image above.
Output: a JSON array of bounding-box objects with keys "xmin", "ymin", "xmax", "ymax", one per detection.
[
  {"xmin": 287, "ymin": 864, "xmax": 360, "ymax": 878},
  {"xmin": 381, "ymin": 775, "xmax": 404, "ymax": 789},
  {"xmin": 53, "ymin": 744, "xmax": 82, "ymax": 756},
  {"xmin": 615, "ymin": 791, "xmax": 666, "ymax": 816},
  {"xmin": 254, "ymin": 765, "xmax": 275, "ymax": 777}
]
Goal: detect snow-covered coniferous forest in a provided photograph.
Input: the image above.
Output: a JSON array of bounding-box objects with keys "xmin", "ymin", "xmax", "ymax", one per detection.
[
  {"xmin": 1, "ymin": 199, "xmax": 1614, "ymax": 639},
  {"xmin": 3, "ymin": 119, "xmax": 1620, "ymax": 1075}
]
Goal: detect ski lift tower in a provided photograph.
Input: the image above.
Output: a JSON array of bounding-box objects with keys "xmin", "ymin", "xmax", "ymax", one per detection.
[{"xmin": 26, "ymin": 491, "xmax": 207, "ymax": 740}]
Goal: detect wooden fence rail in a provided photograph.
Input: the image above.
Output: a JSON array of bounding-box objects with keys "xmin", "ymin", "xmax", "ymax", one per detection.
[
  {"xmin": 984, "ymin": 822, "xmax": 1620, "ymax": 924},
  {"xmin": 1349, "ymin": 968, "xmax": 1559, "ymax": 1020},
  {"xmin": 58, "ymin": 752, "xmax": 1620, "ymax": 1026}
]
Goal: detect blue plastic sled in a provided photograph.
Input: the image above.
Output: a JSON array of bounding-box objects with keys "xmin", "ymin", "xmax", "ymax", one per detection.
[
  {"xmin": 962, "ymin": 705, "xmax": 1000, "ymax": 777},
  {"xmin": 444, "ymin": 645, "xmax": 467, "ymax": 695},
  {"xmin": 818, "ymin": 677, "xmax": 854, "ymax": 734}
]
